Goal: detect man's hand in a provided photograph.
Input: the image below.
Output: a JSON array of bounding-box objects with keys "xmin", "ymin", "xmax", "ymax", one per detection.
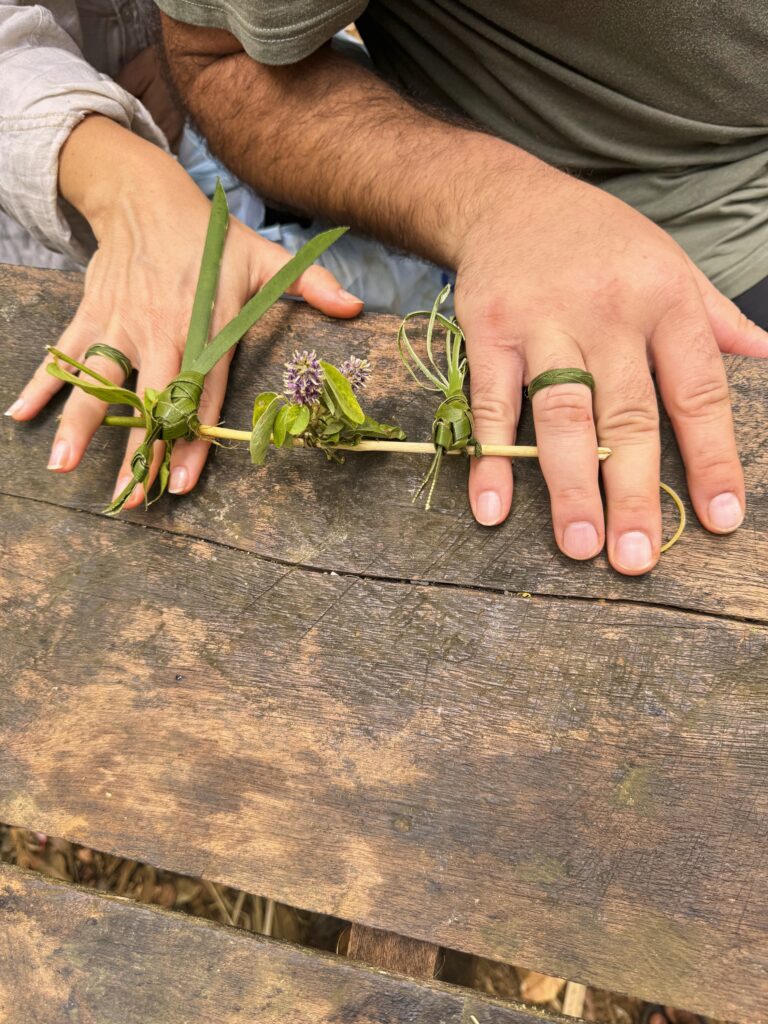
[
  {"xmin": 5, "ymin": 116, "xmax": 362, "ymax": 506},
  {"xmin": 160, "ymin": 21, "xmax": 768, "ymax": 572},
  {"xmin": 456, "ymin": 169, "xmax": 767, "ymax": 573}
]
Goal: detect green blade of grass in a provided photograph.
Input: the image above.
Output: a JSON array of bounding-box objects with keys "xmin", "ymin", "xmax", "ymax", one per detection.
[
  {"xmin": 192, "ymin": 226, "xmax": 349, "ymax": 377},
  {"xmin": 181, "ymin": 180, "xmax": 230, "ymax": 371}
]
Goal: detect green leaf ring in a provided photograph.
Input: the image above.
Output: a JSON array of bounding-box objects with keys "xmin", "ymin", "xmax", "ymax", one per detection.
[
  {"xmin": 83, "ymin": 343, "xmax": 134, "ymax": 380},
  {"xmin": 526, "ymin": 368, "xmax": 595, "ymax": 400}
]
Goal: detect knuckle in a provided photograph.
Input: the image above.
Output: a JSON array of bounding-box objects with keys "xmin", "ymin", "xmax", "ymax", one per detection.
[
  {"xmin": 654, "ymin": 265, "xmax": 693, "ymax": 308},
  {"xmin": 551, "ymin": 483, "xmax": 595, "ymax": 506},
  {"xmin": 610, "ymin": 492, "xmax": 658, "ymax": 519},
  {"xmin": 670, "ymin": 374, "xmax": 730, "ymax": 419},
  {"xmin": 598, "ymin": 402, "xmax": 659, "ymax": 441},
  {"xmin": 463, "ymin": 298, "xmax": 527, "ymax": 352},
  {"xmin": 74, "ymin": 301, "xmax": 101, "ymax": 334},
  {"xmin": 535, "ymin": 385, "xmax": 594, "ymax": 431},
  {"xmin": 470, "ymin": 395, "xmax": 518, "ymax": 426},
  {"xmin": 688, "ymin": 449, "xmax": 740, "ymax": 482}
]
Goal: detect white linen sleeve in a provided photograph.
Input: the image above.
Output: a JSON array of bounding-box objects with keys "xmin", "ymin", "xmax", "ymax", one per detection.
[{"xmin": 0, "ymin": 3, "xmax": 170, "ymax": 264}]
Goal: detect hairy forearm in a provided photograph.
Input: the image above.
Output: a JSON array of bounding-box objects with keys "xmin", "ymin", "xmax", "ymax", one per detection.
[{"xmin": 161, "ymin": 18, "xmax": 554, "ymax": 269}]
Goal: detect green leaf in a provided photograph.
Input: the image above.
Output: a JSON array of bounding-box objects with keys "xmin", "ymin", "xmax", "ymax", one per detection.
[
  {"xmin": 274, "ymin": 403, "xmax": 311, "ymax": 446},
  {"xmin": 286, "ymin": 404, "xmax": 310, "ymax": 436},
  {"xmin": 321, "ymin": 389, "xmax": 337, "ymax": 419},
  {"xmin": 150, "ymin": 444, "xmax": 174, "ymax": 506},
  {"xmin": 252, "ymin": 391, "xmax": 280, "ymax": 427},
  {"xmin": 182, "ymin": 180, "xmax": 229, "ymax": 371},
  {"xmin": 103, "ymin": 476, "xmax": 140, "ymax": 516},
  {"xmin": 194, "ymin": 227, "xmax": 349, "ymax": 377},
  {"xmin": 272, "ymin": 404, "xmax": 291, "ymax": 448},
  {"xmin": 320, "ymin": 361, "xmax": 364, "ymax": 425},
  {"xmin": 250, "ymin": 395, "xmax": 282, "ymax": 465},
  {"xmin": 357, "ymin": 415, "xmax": 407, "ymax": 441},
  {"xmin": 46, "ymin": 348, "xmax": 145, "ymax": 413}
]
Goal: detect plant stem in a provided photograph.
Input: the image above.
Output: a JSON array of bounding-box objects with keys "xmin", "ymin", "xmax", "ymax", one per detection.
[{"xmin": 102, "ymin": 416, "xmax": 612, "ymax": 460}]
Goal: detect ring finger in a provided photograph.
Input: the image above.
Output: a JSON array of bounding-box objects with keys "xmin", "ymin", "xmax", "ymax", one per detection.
[
  {"xmin": 527, "ymin": 330, "xmax": 603, "ymax": 560},
  {"xmin": 49, "ymin": 338, "xmax": 135, "ymax": 473},
  {"xmin": 593, "ymin": 336, "xmax": 661, "ymax": 575}
]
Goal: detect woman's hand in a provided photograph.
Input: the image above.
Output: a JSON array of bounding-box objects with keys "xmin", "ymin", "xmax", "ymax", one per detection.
[{"xmin": 5, "ymin": 116, "xmax": 363, "ymax": 507}]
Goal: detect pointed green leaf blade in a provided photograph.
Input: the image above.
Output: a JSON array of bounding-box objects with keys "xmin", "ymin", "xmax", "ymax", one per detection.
[
  {"xmin": 182, "ymin": 181, "xmax": 230, "ymax": 371},
  {"xmin": 193, "ymin": 227, "xmax": 349, "ymax": 377}
]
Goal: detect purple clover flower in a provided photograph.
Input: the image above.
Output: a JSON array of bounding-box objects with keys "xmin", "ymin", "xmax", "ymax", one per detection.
[
  {"xmin": 340, "ymin": 355, "xmax": 371, "ymax": 395},
  {"xmin": 283, "ymin": 349, "xmax": 324, "ymax": 406}
]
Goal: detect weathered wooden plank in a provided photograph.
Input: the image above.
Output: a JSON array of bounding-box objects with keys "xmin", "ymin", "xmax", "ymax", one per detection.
[
  {"xmin": 1, "ymin": 494, "xmax": 766, "ymax": 1021},
  {"xmin": 0, "ymin": 863, "xmax": 553, "ymax": 1024},
  {"xmin": 348, "ymin": 924, "xmax": 440, "ymax": 979},
  {"xmin": 1, "ymin": 264, "xmax": 767, "ymax": 622}
]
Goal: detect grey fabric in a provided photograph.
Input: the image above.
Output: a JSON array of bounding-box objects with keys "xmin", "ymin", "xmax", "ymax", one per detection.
[
  {"xmin": 734, "ymin": 276, "xmax": 768, "ymax": 330},
  {"xmin": 153, "ymin": 0, "xmax": 768, "ymax": 297}
]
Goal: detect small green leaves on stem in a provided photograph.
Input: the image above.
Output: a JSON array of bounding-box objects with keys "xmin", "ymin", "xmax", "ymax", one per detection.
[
  {"xmin": 250, "ymin": 393, "xmax": 283, "ymax": 465},
  {"xmin": 274, "ymin": 403, "xmax": 310, "ymax": 447},
  {"xmin": 252, "ymin": 391, "xmax": 280, "ymax": 427},
  {"xmin": 321, "ymin": 360, "xmax": 364, "ymax": 425},
  {"xmin": 249, "ymin": 355, "xmax": 405, "ymax": 465}
]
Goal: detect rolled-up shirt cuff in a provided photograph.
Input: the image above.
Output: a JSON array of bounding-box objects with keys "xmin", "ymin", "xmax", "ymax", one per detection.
[{"xmin": 0, "ymin": 49, "xmax": 169, "ymax": 264}]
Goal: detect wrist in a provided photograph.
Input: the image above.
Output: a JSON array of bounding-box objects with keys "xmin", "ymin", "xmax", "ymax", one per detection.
[
  {"xmin": 58, "ymin": 115, "xmax": 183, "ymax": 238},
  {"xmin": 438, "ymin": 133, "xmax": 571, "ymax": 270}
]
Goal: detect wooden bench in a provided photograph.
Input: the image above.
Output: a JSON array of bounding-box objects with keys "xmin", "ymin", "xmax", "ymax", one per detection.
[{"xmin": 1, "ymin": 263, "xmax": 766, "ymax": 1023}]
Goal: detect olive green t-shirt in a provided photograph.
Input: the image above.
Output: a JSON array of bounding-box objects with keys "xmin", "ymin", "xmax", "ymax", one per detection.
[{"xmin": 156, "ymin": 0, "xmax": 768, "ymax": 297}]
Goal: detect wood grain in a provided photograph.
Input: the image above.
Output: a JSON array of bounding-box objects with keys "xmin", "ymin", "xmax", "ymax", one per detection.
[
  {"xmin": 0, "ymin": 863, "xmax": 551, "ymax": 1024},
  {"xmin": 1, "ymin": 264, "xmax": 767, "ymax": 623},
  {"xmin": 347, "ymin": 924, "xmax": 440, "ymax": 979},
  {"xmin": 0, "ymin": 493, "xmax": 766, "ymax": 1021}
]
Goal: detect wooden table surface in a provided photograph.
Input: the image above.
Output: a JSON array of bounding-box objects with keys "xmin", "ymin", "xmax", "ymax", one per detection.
[{"xmin": 1, "ymin": 264, "xmax": 767, "ymax": 1022}]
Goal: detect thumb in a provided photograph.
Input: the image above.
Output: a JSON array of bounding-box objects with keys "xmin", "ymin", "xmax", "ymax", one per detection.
[
  {"xmin": 690, "ymin": 261, "xmax": 768, "ymax": 358},
  {"xmin": 246, "ymin": 231, "xmax": 364, "ymax": 319},
  {"xmin": 287, "ymin": 264, "xmax": 364, "ymax": 320}
]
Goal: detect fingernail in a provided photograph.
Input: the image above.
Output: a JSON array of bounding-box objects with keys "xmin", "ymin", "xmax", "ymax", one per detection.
[
  {"xmin": 708, "ymin": 491, "xmax": 743, "ymax": 532},
  {"xmin": 338, "ymin": 288, "xmax": 363, "ymax": 303},
  {"xmin": 615, "ymin": 530, "xmax": 653, "ymax": 571},
  {"xmin": 47, "ymin": 440, "xmax": 70, "ymax": 471},
  {"xmin": 476, "ymin": 490, "xmax": 502, "ymax": 525},
  {"xmin": 169, "ymin": 466, "xmax": 188, "ymax": 494},
  {"xmin": 563, "ymin": 521, "xmax": 600, "ymax": 560},
  {"xmin": 4, "ymin": 398, "xmax": 24, "ymax": 417},
  {"xmin": 112, "ymin": 474, "xmax": 133, "ymax": 500}
]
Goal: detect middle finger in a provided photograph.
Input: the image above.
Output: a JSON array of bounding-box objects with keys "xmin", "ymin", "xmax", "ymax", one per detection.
[
  {"xmin": 113, "ymin": 344, "xmax": 180, "ymax": 509},
  {"xmin": 527, "ymin": 329, "xmax": 603, "ymax": 561}
]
